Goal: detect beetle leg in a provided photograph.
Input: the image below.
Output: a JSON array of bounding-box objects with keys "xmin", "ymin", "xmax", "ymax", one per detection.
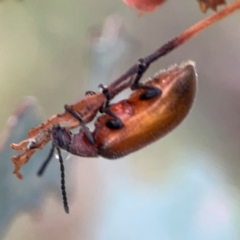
[
  {"xmin": 98, "ymin": 84, "xmax": 110, "ymax": 107},
  {"xmin": 98, "ymin": 84, "xmax": 124, "ymax": 129},
  {"xmin": 64, "ymin": 105, "xmax": 95, "ymax": 144},
  {"xmin": 131, "ymin": 59, "xmax": 162, "ymax": 100},
  {"xmin": 37, "ymin": 143, "xmax": 55, "ymax": 176}
]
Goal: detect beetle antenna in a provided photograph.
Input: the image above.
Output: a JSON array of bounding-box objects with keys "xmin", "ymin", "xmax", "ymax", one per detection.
[
  {"xmin": 37, "ymin": 144, "xmax": 55, "ymax": 176},
  {"xmin": 56, "ymin": 146, "xmax": 69, "ymax": 214}
]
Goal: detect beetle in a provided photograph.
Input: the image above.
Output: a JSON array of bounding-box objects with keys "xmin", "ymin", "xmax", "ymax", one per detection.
[
  {"xmin": 8, "ymin": 2, "xmax": 240, "ymax": 213},
  {"xmin": 36, "ymin": 61, "xmax": 197, "ymax": 213},
  {"xmin": 11, "ymin": 1, "xmax": 237, "ymax": 178},
  {"xmin": 56, "ymin": 61, "xmax": 196, "ymax": 159}
]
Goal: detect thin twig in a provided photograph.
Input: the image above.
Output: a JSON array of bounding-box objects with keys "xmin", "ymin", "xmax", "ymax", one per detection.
[{"xmin": 108, "ymin": 0, "xmax": 240, "ymax": 95}]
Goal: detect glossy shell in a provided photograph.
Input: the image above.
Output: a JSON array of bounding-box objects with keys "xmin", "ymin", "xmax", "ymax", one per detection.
[{"xmin": 94, "ymin": 61, "xmax": 197, "ymax": 159}]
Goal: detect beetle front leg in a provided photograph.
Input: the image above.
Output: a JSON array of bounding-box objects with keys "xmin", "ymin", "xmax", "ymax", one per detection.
[
  {"xmin": 131, "ymin": 59, "xmax": 162, "ymax": 100},
  {"xmin": 64, "ymin": 105, "xmax": 95, "ymax": 144}
]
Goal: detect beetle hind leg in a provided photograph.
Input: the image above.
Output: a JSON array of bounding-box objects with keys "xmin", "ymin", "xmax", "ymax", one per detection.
[{"xmin": 131, "ymin": 58, "xmax": 162, "ymax": 100}]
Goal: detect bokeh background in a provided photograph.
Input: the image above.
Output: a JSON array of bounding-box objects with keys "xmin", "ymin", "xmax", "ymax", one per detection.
[{"xmin": 0, "ymin": 0, "xmax": 240, "ymax": 239}]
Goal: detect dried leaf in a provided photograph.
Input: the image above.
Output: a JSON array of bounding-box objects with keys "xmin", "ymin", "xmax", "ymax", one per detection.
[
  {"xmin": 0, "ymin": 97, "xmax": 65, "ymax": 239},
  {"xmin": 122, "ymin": 0, "xmax": 166, "ymax": 14},
  {"xmin": 197, "ymin": 0, "xmax": 226, "ymax": 13}
]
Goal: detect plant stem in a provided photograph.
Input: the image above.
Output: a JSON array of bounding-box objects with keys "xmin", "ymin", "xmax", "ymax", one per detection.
[{"xmin": 108, "ymin": 0, "xmax": 240, "ymax": 95}]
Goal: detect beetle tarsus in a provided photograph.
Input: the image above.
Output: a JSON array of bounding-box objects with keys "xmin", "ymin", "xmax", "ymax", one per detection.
[
  {"xmin": 131, "ymin": 58, "xmax": 161, "ymax": 100},
  {"xmin": 103, "ymin": 107, "xmax": 124, "ymax": 129},
  {"xmin": 139, "ymin": 85, "xmax": 162, "ymax": 100},
  {"xmin": 106, "ymin": 119, "xmax": 124, "ymax": 129}
]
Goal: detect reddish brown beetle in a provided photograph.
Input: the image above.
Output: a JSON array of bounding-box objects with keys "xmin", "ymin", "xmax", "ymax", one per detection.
[
  {"xmin": 11, "ymin": 1, "xmax": 239, "ymax": 180},
  {"xmin": 10, "ymin": 1, "xmax": 240, "ymax": 212},
  {"xmin": 36, "ymin": 61, "xmax": 196, "ymax": 213},
  {"xmin": 56, "ymin": 61, "xmax": 196, "ymax": 159},
  {"xmin": 95, "ymin": 62, "xmax": 196, "ymax": 159}
]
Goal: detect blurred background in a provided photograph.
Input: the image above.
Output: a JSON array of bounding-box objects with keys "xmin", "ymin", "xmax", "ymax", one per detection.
[{"xmin": 0, "ymin": 0, "xmax": 240, "ymax": 239}]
